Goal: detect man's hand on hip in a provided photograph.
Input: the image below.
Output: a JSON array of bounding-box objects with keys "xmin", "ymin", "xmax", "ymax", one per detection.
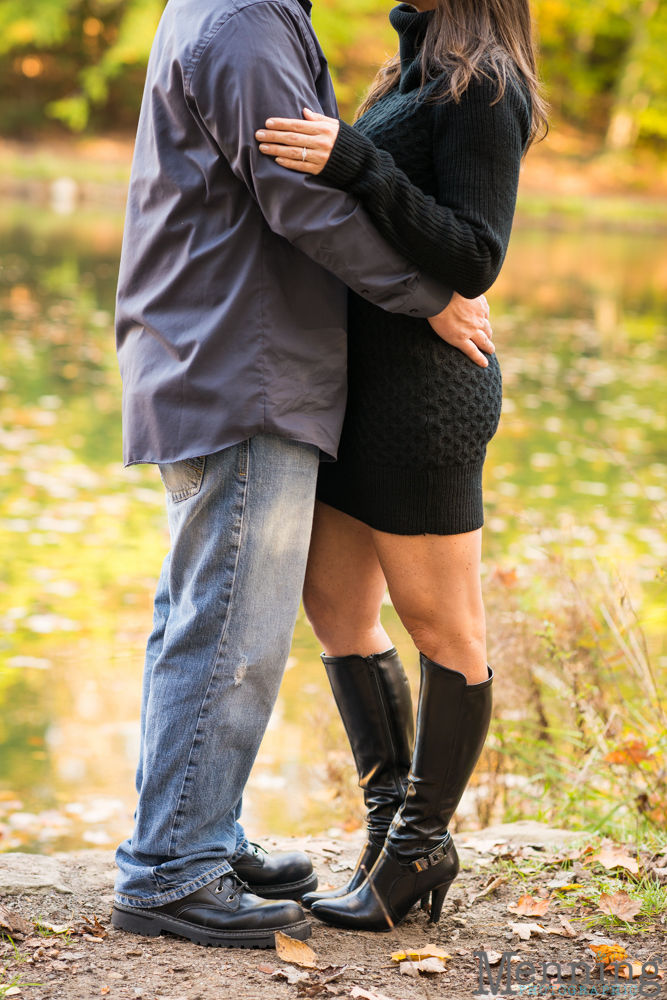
[{"xmin": 428, "ymin": 292, "xmax": 494, "ymax": 368}]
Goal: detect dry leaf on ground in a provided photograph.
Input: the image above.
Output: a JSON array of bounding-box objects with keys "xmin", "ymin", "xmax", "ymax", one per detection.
[
  {"xmin": 508, "ymin": 894, "xmax": 550, "ymax": 917},
  {"xmin": 591, "ymin": 847, "xmax": 640, "ymax": 875},
  {"xmin": 79, "ymin": 914, "xmax": 107, "ymax": 939},
  {"xmin": 598, "ymin": 892, "xmax": 642, "ymax": 922},
  {"xmin": 5, "ymin": 989, "xmax": 22, "ymax": 998},
  {"xmin": 485, "ymin": 951, "xmax": 503, "ymax": 966},
  {"xmin": 0, "ymin": 904, "xmax": 32, "ymax": 937},
  {"xmin": 558, "ymin": 916, "xmax": 577, "ymax": 938},
  {"xmin": 589, "ymin": 944, "xmax": 628, "ymax": 964},
  {"xmin": 615, "ymin": 962, "xmax": 663, "ymax": 980},
  {"xmin": 509, "ymin": 922, "xmax": 546, "ymax": 940},
  {"xmin": 471, "ymin": 875, "xmax": 506, "ymax": 903},
  {"xmin": 400, "ymin": 957, "xmax": 448, "ymax": 977},
  {"xmin": 349, "ymin": 988, "xmax": 399, "ymax": 1000},
  {"xmin": 274, "ymin": 930, "xmax": 318, "ymax": 968},
  {"xmin": 391, "ymin": 945, "xmax": 450, "ymax": 962},
  {"xmin": 273, "ymin": 964, "xmax": 311, "ymax": 984}
]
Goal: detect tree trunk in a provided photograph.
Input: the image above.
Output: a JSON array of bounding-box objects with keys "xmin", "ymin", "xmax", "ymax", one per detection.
[{"xmin": 605, "ymin": 0, "xmax": 659, "ymax": 151}]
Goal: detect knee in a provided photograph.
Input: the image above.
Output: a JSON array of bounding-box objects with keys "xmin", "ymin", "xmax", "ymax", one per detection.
[
  {"xmin": 402, "ymin": 613, "xmax": 486, "ymax": 663},
  {"xmin": 302, "ymin": 584, "xmax": 335, "ymax": 644},
  {"xmin": 303, "ymin": 583, "xmax": 383, "ymax": 654}
]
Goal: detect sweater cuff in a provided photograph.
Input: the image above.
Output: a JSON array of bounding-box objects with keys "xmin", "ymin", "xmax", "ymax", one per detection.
[{"xmin": 318, "ymin": 119, "xmax": 374, "ymax": 190}]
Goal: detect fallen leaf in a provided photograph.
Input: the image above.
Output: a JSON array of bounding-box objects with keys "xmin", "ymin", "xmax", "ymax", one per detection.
[
  {"xmin": 5, "ymin": 989, "xmax": 21, "ymax": 998},
  {"xmin": 275, "ymin": 930, "xmax": 318, "ymax": 968},
  {"xmin": 400, "ymin": 957, "xmax": 448, "ymax": 976},
  {"xmin": 391, "ymin": 945, "xmax": 450, "ymax": 962},
  {"xmin": 604, "ymin": 740, "xmax": 654, "ymax": 765},
  {"xmin": 508, "ymin": 894, "xmax": 550, "ymax": 917},
  {"xmin": 81, "ymin": 914, "xmax": 108, "ymax": 939},
  {"xmin": 100, "ymin": 990, "xmax": 110, "ymax": 997},
  {"xmin": 552, "ymin": 884, "xmax": 583, "ymax": 893},
  {"xmin": 485, "ymin": 951, "xmax": 503, "ymax": 966},
  {"xmin": 591, "ymin": 847, "xmax": 639, "ymax": 875},
  {"xmin": 0, "ymin": 904, "xmax": 32, "ymax": 937},
  {"xmin": 314, "ymin": 966, "xmax": 348, "ymax": 983},
  {"xmin": 615, "ymin": 963, "xmax": 661, "ymax": 980},
  {"xmin": 470, "ymin": 876, "xmax": 506, "ymax": 903},
  {"xmin": 509, "ymin": 922, "xmax": 545, "ymax": 940},
  {"xmin": 39, "ymin": 922, "xmax": 71, "ymax": 935},
  {"xmin": 598, "ymin": 892, "xmax": 642, "ymax": 922},
  {"xmin": 558, "ymin": 916, "xmax": 577, "ymax": 938},
  {"xmin": 589, "ymin": 944, "xmax": 628, "ymax": 964},
  {"xmin": 273, "ymin": 964, "xmax": 311, "ymax": 985},
  {"xmin": 349, "ymin": 989, "xmax": 398, "ymax": 1000}
]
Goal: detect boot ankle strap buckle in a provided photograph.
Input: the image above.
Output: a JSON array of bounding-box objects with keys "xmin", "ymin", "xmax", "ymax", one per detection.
[{"xmin": 410, "ymin": 843, "xmax": 447, "ymax": 873}]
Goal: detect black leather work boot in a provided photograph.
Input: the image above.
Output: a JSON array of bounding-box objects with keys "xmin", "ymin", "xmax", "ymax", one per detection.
[
  {"xmin": 302, "ymin": 647, "xmax": 414, "ymax": 908},
  {"xmin": 112, "ymin": 872, "xmax": 311, "ymax": 948},
  {"xmin": 232, "ymin": 842, "xmax": 317, "ymax": 900},
  {"xmin": 310, "ymin": 655, "xmax": 493, "ymax": 930}
]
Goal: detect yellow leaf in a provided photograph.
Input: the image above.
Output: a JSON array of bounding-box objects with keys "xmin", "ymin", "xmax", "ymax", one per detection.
[
  {"xmin": 553, "ymin": 884, "xmax": 582, "ymax": 893},
  {"xmin": 589, "ymin": 944, "xmax": 627, "ymax": 964},
  {"xmin": 274, "ymin": 930, "xmax": 318, "ymax": 968},
  {"xmin": 391, "ymin": 945, "xmax": 450, "ymax": 962}
]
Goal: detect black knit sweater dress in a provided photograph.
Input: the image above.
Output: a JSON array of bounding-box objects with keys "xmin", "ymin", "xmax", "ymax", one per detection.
[{"xmin": 315, "ymin": 4, "xmax": 531, "ymax": 535}]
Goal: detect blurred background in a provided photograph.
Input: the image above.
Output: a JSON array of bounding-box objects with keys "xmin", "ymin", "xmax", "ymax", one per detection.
[{"xmin": 0, "ymin": 0, "xmax": 666, "ymax": 857}]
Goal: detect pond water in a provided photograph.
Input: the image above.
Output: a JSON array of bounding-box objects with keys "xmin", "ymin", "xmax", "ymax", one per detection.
[{"xmin": 0, "ymin": 198, "xmax": 665, "ymax": 854}]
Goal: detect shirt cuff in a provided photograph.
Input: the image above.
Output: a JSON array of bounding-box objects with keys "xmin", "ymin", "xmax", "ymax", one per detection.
[{"xmin": 398, "ymin": 270, "xmax": 453, "ymax": 318}]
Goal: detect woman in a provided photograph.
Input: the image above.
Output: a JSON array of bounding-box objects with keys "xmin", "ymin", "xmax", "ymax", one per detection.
[{"xmin": 256, "ymin": 0, "xmax": 546, "ymax": 930}]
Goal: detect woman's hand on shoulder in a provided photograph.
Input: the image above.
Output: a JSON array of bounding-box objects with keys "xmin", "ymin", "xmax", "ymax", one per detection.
[
  {"xmin": 428, "ymin": 292, "xmax": 494, "ymax": 368},
  {"xmin": 256, "ymin": 107, "xmax": 339, "ymax": 175}
]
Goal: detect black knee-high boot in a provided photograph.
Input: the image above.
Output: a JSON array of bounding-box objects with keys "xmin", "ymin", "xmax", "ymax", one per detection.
[
  {"xmin": 310, "ymin": 654, "xmax": 493, "ymax": 930},
  {"xmin": 301, "ymin": 647, "xmax": 414, "ymax": 908}
]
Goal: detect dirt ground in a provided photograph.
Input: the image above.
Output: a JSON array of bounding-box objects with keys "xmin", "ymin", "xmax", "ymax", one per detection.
[{"xmin": 1, "ymin": 823, "xmax": 666, "ymax": 1000}]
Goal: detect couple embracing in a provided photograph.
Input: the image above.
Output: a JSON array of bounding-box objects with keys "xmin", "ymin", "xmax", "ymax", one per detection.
[{"xmin": 111, "ymin": 0, "xmax": 545, "ymax": 947}]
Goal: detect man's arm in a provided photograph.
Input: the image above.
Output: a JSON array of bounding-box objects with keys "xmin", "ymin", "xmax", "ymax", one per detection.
[{"xmin": 188, "ymin": 0, "xmax": 451, "ymax": 318}]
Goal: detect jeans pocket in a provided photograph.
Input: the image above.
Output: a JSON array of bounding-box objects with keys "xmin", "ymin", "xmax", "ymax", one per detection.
[{"xmin": 158, "ymin": 456, "xmax": 206, "ymax": 502}]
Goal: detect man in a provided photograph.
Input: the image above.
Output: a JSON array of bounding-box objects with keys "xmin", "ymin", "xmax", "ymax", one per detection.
[{"xmin": 111, "ymin": 0, "xmax": 490, "ymax": 948}]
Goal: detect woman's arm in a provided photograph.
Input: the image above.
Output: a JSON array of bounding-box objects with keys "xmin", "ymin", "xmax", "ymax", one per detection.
[{"xmin": 257, "ymin": 77, "xmax": 530, "ymax": 299}]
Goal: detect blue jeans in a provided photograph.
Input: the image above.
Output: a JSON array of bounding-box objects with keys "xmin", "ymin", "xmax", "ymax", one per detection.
[{"xmin": 115, "ymin": 435, "xmax": 319, "ymax": 906}]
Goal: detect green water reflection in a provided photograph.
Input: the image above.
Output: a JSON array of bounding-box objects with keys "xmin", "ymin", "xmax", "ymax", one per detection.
[{"xmin": 0, "ymin": 204, "xmax": 665, "ymax": 852}]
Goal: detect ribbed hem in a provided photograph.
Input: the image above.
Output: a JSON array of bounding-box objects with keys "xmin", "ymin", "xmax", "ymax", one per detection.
[
  {"xmin": 316, "ymin": 457, "xmax": 484, "ymax": 536},
  {"xmin": 319, "ymin": 119, "xmax": 372, "ymax": 191}
]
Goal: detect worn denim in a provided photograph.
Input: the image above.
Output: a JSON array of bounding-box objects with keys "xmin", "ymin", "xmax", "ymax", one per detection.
[{"xmin": 115, "ymin": 434, "xmax": 319, "ymax": 905}]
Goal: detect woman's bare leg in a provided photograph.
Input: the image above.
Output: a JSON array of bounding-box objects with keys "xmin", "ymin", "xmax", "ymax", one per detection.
[
  {"xmin": 371, "ymin": 527, "xmax": 487, "ymax": 685},
  {"xmin": 303, "ymin": 501, "xmax": 391, "ymax": 656}
]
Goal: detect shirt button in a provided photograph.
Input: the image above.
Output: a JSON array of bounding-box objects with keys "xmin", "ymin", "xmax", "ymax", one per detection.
[
  {"xmin": 361, "ymin": 289, "xmax": 369, "ymax": 295},
  {"xmin": 410, "ymin": 308, "xmax": 418, "ymax": 314}
]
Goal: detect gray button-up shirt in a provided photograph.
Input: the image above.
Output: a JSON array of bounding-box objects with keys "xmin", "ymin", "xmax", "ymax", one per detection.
[{"xmin": 116, "ymin": 0, "xmax": 451, "ymax": 465}]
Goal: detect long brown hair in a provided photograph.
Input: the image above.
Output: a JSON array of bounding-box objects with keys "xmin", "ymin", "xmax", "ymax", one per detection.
[{"xmin": 356, "ymin": 0, "xmax": 548, "ymax": 147}]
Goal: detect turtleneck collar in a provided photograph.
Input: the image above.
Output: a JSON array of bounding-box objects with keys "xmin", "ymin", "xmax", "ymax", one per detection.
[{"xmin": 389, "ymin": 3, "xmax": 434, "ymax": 94}]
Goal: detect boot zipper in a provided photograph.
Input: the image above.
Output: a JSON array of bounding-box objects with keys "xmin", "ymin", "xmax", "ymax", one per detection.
[{"xmin": 367, "ymin": 655, "xmax": 403, "ymax": 796}]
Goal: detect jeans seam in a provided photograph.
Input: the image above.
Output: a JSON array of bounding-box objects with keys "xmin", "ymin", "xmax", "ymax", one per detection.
[{"xmin": 165, "ymin": 444, "xmax": 250, "ymax": 859}]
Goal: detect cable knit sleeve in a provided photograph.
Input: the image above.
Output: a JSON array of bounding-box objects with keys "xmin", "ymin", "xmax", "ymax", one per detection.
[{"xmin": 318, "ymin": 75, "xmax": 530, "ymax": 298}]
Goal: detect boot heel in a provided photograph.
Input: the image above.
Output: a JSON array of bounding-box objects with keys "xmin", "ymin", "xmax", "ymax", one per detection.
[
  {"xmin": 420, "ymin": 892, "xmax": 431, "ymax": 912},
  {"xmin": 112, "ymin": 906, "xmax": 162, "ymax": 937},
  {"xmin": 429, "ymin": 881, "xmax": 453, "ymax": 924}
]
